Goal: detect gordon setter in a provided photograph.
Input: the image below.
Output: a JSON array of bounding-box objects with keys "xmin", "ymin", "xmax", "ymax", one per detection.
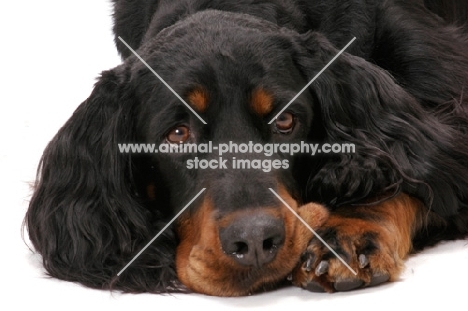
[{"xmin": 25, "ymin": 0, "xmax": 468, "ymax": 296}]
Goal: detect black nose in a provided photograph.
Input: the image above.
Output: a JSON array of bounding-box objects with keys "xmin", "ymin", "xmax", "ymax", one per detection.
[{"xmin": 219, "ymin": 213, "xmax": 285, "ymax": 268}]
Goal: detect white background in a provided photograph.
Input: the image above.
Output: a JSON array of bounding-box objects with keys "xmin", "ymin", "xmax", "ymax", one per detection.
[{"xmin": 1, "ymin": 1, "xmax": 467, "ymax": 310}]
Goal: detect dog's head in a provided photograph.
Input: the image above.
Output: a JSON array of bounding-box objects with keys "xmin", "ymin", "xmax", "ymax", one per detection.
[
  {"xmin": 27, "ymin": 10, "xmax": 437, "ymax": 296},
  {"xmin": 127, "ymin": 11, "xmax": 332, "ymax": 295}
]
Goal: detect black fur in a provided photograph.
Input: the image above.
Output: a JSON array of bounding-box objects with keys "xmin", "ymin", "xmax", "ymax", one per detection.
[{"xmin": 26, "ymin": 0, "xmax": 468, "ymax": 293}]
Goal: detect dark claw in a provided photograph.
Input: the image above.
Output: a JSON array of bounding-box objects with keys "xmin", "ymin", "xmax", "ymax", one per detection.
[
  {"xmin": 304, "ymin": 257, "xmax": 313, "ymax": 272},
  {"xmin": 368, "ymin": 274, "xmax": 390, "ymax": 287},
  {"xmin": 315, "ymin": 261, "xmax": 329, "ymax": 276},
  {"xmin": 305, "ymin": 281, "xmax": 325, "ymax": 293},
  {"xmin": 334, "ymin": 279, "xmax": 364, "ymax": 291},
  {"xmin": 358, "ymin": 254, "xmax": 369, "ymax": 268}
]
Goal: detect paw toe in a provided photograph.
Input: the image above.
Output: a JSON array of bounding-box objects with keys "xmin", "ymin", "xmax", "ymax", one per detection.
[
  {"xmin": 368, "ymin": 273, "xmax": 390, "ymax": 287},
  {"xmin": 305, "ymin": 281, "xmax": 326, "ymax": 292},
  {"xmin": 334, "ymin": 279, "xmax": 364, "ymax": 291}
]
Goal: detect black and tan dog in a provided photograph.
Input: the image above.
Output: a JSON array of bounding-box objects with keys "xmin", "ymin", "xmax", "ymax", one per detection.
[{"xmin": 26, "ymin": 0, "xmax": 468, "ymax": 296}]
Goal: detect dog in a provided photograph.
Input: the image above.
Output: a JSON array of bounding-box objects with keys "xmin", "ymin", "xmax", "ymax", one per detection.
[{"xmin": 25, "ymin": 0, "xmax": 468, "ymax": 296}]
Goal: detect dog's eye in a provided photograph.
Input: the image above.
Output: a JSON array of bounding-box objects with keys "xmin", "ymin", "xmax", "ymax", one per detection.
[
  {"xmin": 167, "ymin": 126, "xmax": 191, "ymax": 143},
  {"xmin": 275, "ymin": 112, "xmax": 295, "ymax": 134}
]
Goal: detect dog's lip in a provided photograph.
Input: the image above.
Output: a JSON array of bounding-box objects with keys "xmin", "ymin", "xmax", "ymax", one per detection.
[{"xmin": 213, "ymin": 260, "xmax": 288, "ymax": 292}]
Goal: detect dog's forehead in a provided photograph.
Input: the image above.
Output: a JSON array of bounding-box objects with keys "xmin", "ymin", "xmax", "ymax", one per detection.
[
  {"xmin": 135, "ymin": 11, "xmax": 299, "ymax": 74},
  {"xmin": 129, "ymin": 11, "xmax": 312, "ymax": 137}
]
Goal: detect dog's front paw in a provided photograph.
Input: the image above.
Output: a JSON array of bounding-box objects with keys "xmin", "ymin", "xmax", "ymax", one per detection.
[{"xmin": 291, "ymin": 195, "xmax": 422, "ymax": 292}]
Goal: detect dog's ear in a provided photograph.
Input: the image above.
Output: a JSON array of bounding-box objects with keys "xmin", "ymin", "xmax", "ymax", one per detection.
[
  {"xmin": 294, "ymin": 32, "xmax": 468, "ymax": 215},
  {"xmin": 25, "ymin": 67, "xmax": 179, "ymax": 292}
]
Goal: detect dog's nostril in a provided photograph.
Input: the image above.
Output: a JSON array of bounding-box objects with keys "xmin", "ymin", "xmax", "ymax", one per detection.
[
  {"xmin": 262, "ymin": 236, "xmax": 281, "ymax": 252},
  {"xmin": 234, "ymin": 242, "xmax": 249, "ymax": 255},
  {"xmin": 219, "ymin": 213, "xmax": 285, "ymax": 268},
  {"xmin": 263, "ymin": 238, "xmax": 274, "ymax": 251}
]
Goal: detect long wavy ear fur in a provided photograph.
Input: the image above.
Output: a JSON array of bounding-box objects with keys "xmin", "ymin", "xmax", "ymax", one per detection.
[
  {"xmin": 295, "ymin": 32, "xmax": 468, "ymax": 217},
  {"xmin": 25, "ymin": 67, "xmax": 181, "ymax": 293}
]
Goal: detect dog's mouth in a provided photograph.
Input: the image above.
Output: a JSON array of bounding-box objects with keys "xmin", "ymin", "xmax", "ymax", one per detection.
[{"xmin": 175, "ymin": 187, "xmax": 328, "ymax": 296}]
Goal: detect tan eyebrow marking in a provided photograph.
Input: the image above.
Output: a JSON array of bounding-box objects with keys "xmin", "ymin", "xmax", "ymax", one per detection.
[
  {"xmin": 250, "ymin": 88, "xmax": 274, "ymax": 116},
  {"xmin": 187, "ymin": 87, "xmax": 209, "ymax": 113}
]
